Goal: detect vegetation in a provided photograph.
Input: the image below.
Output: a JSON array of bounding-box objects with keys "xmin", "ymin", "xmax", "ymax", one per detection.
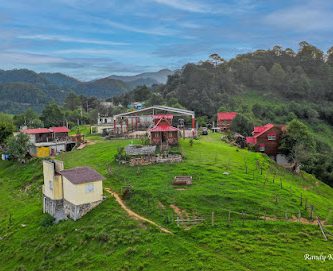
[
  {"xmin": 5, "ymin": 133, "xmax": 30, "ymax": 163},
  {"xmin": 1, "ymin": 133, "xmax": 333, "ymax": 270}
]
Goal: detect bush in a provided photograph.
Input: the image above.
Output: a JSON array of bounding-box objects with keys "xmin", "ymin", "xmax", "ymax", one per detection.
[{"xmin": 40, "ymin": 214, "xmax": 55, "ymax": 227}]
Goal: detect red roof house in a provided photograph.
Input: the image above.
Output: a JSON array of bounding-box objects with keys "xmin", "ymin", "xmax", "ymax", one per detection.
[
  {"xmin": 149, "ymin": 116, "xmax": 179, "ymax": 145},
  {"xmin": 217, "ymin": 112, "xmax": 237, "ymax": 131},
  {"xmin": 246, "ymin": 124, "xmax": 285, "ymax": 156}
]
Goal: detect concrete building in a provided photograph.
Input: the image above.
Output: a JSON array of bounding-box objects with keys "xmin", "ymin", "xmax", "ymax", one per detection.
[
  {"xmin": 22, "ymin": 127, "xmax": 75, "ymax": 157},
  {"xmin": 42, "ymin": 160, "xmax": 104, "ymax": 221}
]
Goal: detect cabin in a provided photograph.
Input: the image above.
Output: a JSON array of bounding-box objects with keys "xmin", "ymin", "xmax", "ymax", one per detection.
[
  {"xmin": 42, "ymin": 160, "xmax": 104, "ymax": 221},
  {"xmin": 149, "ymin": 115, "xmax": 179, "ymax": 146},
  {"xmin": 217, "ymin": 112, "xmax": 237, "ymax": 131},
  {"xmin": 22, "ymin": 127, "xmax": 75, "ymax": 157},
  {"xmin": 246, "ymin": 124, "xmax": 285, "ymax": 157}
]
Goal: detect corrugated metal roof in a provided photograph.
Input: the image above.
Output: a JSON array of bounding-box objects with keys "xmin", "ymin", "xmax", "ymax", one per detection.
[
  {"xmin": 152, "ymin": 114, "xmax": 173, "ymax": 119},
  {"xmin": 22, "ymin": 128, "xmax": 50, "ymax": 134},
  {"xmin": 49, "ymin": 127, "xmax": 70, "ymax": 133}
]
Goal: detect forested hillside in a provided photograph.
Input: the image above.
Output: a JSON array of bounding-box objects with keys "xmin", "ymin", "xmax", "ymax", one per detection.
[{"xmin": 0, "ymin": 69, "xmax": 171, "ymax": 113}]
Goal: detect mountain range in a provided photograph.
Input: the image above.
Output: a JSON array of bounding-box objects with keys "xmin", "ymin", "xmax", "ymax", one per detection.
[{"xmin": 0, "ymin": 68, "xmax": 173, "ymax": 113}]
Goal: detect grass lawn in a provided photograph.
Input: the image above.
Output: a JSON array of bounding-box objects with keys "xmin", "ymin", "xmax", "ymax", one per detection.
[{"xmin": 1, "ymin": 132, "xmax": 333, "ymax": 270}]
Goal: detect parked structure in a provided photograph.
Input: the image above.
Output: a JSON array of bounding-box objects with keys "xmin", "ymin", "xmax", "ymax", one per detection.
[
  {"xmin": 246, "ymin": 124, "xmax": 285, "ymax": 157},
  {"xmin": 149, "ymin": 115, "xmax": 179, "ymax": 146},
  {"xmin": 217, "ymin": 112, "xmax": 237, "ymax": 131},
  {"xmin": 22, "ymin": 127, "xmax": 75, "ymax": 157},
  {"xmin": 42, "ymin": 160, "xmax": 104, "ymax": 221}
]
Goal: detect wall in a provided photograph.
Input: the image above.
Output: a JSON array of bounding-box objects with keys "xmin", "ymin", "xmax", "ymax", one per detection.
[
  {"xmin": 63, "ymin": 199, "xmax": 102, "ymax": 221},
  {"xmin": 43, "ymin": 160, "xmax": 63, "ymax": 200},
  {"xmin": 255, "ymin": 127, "xmax": 283, "ymax": 156},
  {"xmin": 63, "ymin": 177, "xmax": 103, "ymax": 205}
]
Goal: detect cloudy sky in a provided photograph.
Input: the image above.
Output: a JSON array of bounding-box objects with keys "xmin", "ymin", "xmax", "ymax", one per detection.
[{"xmin": 0, "ymin": 0, "xmax": 332, "ymax": 80}]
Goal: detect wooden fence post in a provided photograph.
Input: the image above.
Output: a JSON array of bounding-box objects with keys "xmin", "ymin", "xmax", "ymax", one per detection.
[
  {"xmin": 211, "ymin": 211, "xmax": 215, "ymax": 226},
  {"xmin": 228, "ymin": 211, "xmax": 231, "ymax": 227}
]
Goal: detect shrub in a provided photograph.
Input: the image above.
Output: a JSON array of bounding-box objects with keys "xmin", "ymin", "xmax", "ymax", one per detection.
[{"xmin": 40, "ymin": 214, "xmax": 55, "ymax": 227}]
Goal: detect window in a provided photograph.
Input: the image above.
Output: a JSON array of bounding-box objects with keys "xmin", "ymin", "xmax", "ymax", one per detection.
[
  {"xmin": 259, "ymin": 144, "xmax": 265, "ymax": 152},
  {"xmin": 85, "ymin": 183, "xmax": 94, "ymax": 193},
  {"xmin": 267, "ymin": 135, "xmax": 276, "ymax": 141},
  {"xmin": 49, "ymin": 180, "xmax": 53, "ymax": 191}
]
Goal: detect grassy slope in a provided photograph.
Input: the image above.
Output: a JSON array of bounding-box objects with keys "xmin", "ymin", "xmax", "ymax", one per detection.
[{"xmin": 1, "ymin": 133, "xmax": 333, "ymax": 270}]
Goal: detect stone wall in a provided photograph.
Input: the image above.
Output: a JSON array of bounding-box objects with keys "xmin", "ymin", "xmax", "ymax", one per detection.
[
  {"xmin": 43, "ymin": 196, "xmax": 66, "ymax": 222},
  {"xmin": 63, "ymin": 199, "xmax": 102, "ymax": 221},
  {"xmin": 129, "ymin": 154, "xmax": 182, "ymax": 166}
]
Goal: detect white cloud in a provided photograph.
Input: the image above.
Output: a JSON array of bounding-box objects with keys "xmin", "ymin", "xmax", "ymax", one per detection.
[
  {"xmin": 17, "ymin": 34, "xmax": 129, "ymax": 46},
  {"xmin": 151, "ymin": 0, "xmax": 257, "ymax": 14},
  {"xmin": 264, "ymin": 2, "xmax": 333, "ymax": 32}
]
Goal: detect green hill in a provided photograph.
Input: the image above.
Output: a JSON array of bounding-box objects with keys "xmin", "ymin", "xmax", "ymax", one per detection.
[{"xmin": 1, "ymin": 133, "xmax": 333, "ymax": 270}]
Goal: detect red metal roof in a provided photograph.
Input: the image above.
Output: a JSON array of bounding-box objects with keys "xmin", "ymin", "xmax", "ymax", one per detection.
[
  {"xmin": 252, "ymin": 124, "xmax": 274, "ymax": 138},
  {"xmin": 49, "ymin": 127, "xmax": 70, "ymax": 133},
  {"xmin": 149, "ymin": 117, "xmax": 179, "ymax": 132},
  {"xmin": 152, "ymin": 114, "xmax": 173, "ymax": 120},
  {"xmin": 22, "ymin": 128, "xmax": 50, "ymax": 134},
  {"xmin": 217, "ymin": 112, "xmax": 237, "ymax": 121},
  {"xmin": 246, "ymin": 137, "xmax": 256, "ymax": 144}
]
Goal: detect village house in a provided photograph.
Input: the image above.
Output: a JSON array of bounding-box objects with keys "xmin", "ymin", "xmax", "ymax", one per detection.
[
  {"xmin": 149, "ymin": 114, "xmax": 179, "ymax": 146},
  {"xmin": 246, "ymin": 123, "xmax": 285, "ymax": 157},
  {"xmin": 217, "ymin": 112, "xmax": 237, "ymax": 131},
  {"xmin": 42, "ymin": 160, "xmax": 104, "ymax": 221},
  {"xmin": 22, "ymin": 127, "xmax": 75, "ymax": 157}
]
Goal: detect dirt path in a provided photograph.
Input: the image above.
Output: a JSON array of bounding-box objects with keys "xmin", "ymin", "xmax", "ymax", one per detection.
[{"xmin": 105, "ymin": 188, "xmax": 172, "ymax": 234}]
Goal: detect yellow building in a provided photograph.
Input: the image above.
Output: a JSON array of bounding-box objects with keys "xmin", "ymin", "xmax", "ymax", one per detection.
[{"xmin": 42, "ymin": 160, "xmax": 104, "ymax": 221}]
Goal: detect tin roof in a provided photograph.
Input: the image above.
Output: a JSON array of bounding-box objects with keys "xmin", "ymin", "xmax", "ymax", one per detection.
[
  {"xmin": 49, "ymin": 127, "xmax": 70, "ymax": 133},
  {"xmin": 152, "ymin": 114, "xmax": 173, "ymax": 120},
  {"xmin": 22, "ymin": 128, "xmax": 50, "ymax": 134},
  {"xmin": 149, "ymin": 117, "xmax": 179, "ymax": 132},
  {"xmin": 60, "ymin": 167, "xmax": 105, "ymax": 184}
]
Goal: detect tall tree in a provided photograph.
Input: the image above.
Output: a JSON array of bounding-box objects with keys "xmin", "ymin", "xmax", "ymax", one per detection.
[
  {"xmin": 270, "ymin": 63, "xmax": 286, "ymax": 90},
  {"xmin": 40, "ymin": 102, "xmax": 65, "ymax": 127},
  {"xmin": 253, "ymin": 66, "xmax": 271, "ymax": 89},
  {"xmin": 6, "ymin": 133, "xmax": 31, "ymax": 163},
  {"xmin": 0, "ymin": 113, "xmax": 15, "ymax": 145}
]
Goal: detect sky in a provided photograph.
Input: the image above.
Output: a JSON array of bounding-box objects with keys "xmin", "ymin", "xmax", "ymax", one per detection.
[{"xmin": 0, "ymin": 0, "xmax": 333, "ymax": 81}]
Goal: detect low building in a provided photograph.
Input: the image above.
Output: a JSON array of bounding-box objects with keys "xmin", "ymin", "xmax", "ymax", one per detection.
[
  {"xmin": 22, "ymin": 127, "xmax": 75, "ymax": 157},
  {"xmin": 217, "ymin": 112, "xmax": 237, "ymax": 131},
  {"xmin": 246, "ymin": 124, "xmax": 285, "ymax": 157},
  {"xmin": 42, "ymin": 160, "xmax": 104, "ymax": 221},
  {"xmin": 149, "ymin": 115, "xmax": 179, "ymax": 146}
]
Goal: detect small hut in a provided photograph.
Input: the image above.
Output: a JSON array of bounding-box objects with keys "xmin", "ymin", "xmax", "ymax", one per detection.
[{"xmin": 149, "ymin": 115, "xmax": 179, "ymax": 145}]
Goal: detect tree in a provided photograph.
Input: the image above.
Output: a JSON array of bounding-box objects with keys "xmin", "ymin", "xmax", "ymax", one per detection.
[
  {"xmin": 230, "ymin": 114, "xmax": 253, "ymax": 136},
  {"xmin": 0, "ymin": 113, "xmax": 15, "ymax": 145},
  {"xmin": 253, "ymin": 66, "xmax": 271, "ymax": 89},
  {"xmin": 64, "ymin": 92, "xmax": 81, "ymax": 111},
  {"xmin": 270, "ymin": 63, "xmax": 286, "ymax": 90},
  {"xmin": 209, "ymin": 53, "xmax": 224, "ymax": 66},
  {"xmin": 286, "ymin": 66, "xmax": 311, "ymax": 98},
  {"xmin": 6, "ymin": 133, "xmax": 30, "ymax": 163},
  {"xmin": 40, "ymin": 102, "xmax": 65, "ymax": 127},
  {"xmin": 279, "ymin": 119, "xmax": 316, "ymax": 170},
  {"xmin": 13, "ymin": 108, "xmax": 43, "ymax": 129}
]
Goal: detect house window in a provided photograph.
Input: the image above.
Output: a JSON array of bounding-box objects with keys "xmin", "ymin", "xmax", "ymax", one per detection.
[
  {"xmin": 85, "ymin": 183, "xmax": 94, "ymax": 193},
  {"xmin": 49, "ymin": 180, "xmax": 53, "ymax": 191},
  {"xmin": 267, "ymin": 135, "xmax": 276, "ymax": 141},
  {"xmin": 259, "ymin": 144, "xmax": 265, "ymax": 152}
]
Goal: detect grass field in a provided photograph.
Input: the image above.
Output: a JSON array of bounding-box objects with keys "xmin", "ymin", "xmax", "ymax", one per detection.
[{"xmin": 1, "ymin": 131, "xmax": 333, "ymax": 270}]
